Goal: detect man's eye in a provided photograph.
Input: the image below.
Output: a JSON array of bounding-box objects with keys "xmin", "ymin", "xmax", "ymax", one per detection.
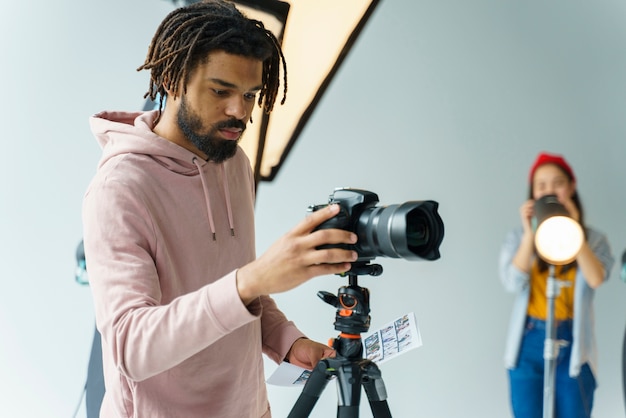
[
  {"xmin": 213, "ymin": 89, "xmax": 228, "ymax": 96},
  {"xmin": 244, "ymin": 93, "xmax": 257, "ymax": 101}
]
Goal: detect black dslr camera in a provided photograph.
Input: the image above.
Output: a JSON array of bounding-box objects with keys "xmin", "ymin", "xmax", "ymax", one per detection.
[{"xmin": 309, "ymin": 188, "xmax": 444, "ymax": 264}]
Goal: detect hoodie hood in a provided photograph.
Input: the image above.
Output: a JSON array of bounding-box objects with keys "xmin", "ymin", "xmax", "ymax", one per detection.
[
  {"xmin": 89, "ymin": 110, "xmax": 241, "ymax": 239},
  {"xmin": 90, "ymin": 110, "xmax": 200, "ymax": 174}
]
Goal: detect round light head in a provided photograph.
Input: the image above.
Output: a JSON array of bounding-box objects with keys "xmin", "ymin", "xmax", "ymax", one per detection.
[
  {"xmin": 533, "ymin": 195, "xmax": 583, "ymax": 265},
  {"xmin": 534, "ymin": 216, "xmax": 584, "ymax": 264}
]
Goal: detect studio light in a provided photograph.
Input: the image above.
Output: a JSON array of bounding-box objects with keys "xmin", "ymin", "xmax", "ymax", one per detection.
[
  {"xmin": 533, "ymin": 194, "xmax": 584, "ymax": 265},
  {"xmin": 533, "ymin": 194, "xmax": 583, "ymax": 418}
]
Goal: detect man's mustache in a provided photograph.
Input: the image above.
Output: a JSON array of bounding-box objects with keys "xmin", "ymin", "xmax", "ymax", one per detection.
[{"xmin": 215, "ymin": 119, "xmax": 246, "ymax": 131}]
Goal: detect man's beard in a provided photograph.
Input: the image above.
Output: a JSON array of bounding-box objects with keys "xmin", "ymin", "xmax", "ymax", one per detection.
[{"xmin": 177, "ymin": 96, "xmax": 245, "ymax": 163}]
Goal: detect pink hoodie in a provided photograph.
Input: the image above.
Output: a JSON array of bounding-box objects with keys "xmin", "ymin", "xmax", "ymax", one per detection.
[{"xmin": 82, "ymin": 110, "xmax": 304, "ymax": 417}]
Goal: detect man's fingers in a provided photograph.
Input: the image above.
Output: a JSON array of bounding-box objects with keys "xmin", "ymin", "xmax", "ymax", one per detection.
[
  {"xmin": 307, "ymin": 247, "xmax": 357, "ymax": 266},
  {"xmin": 293, "ymin": 204, "xmax": 341, "ymax": 234},
  {"xmin": 307, "ymin": 228, "xmax": 357, "ymax": 248}
]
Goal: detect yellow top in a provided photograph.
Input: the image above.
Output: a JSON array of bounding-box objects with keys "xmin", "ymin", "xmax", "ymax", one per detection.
[{"xmin": 526, "ymin": 263, "xmax": 576, "ymax": 320}]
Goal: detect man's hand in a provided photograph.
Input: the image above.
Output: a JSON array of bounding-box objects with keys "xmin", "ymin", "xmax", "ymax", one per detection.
[
  {"xmin": 285, "ymin": 338, "xmax": 336, "ymax": 370},
  {"xmin": 236, "ymin": 204, "xmax": 358, "ymax": 305}
]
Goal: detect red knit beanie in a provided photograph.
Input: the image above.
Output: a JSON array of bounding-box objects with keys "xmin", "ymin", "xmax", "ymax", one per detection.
[{"xmin": 528, "ymin": 152, "xmax": 576, "ymax": 183}]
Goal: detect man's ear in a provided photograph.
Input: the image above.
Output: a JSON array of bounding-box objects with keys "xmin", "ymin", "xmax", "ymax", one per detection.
[
  {"xmin": 162, "ymin": 80, "xmax": 173, "ymax": 97},
  {"xmin": 161, "ymin": 77, "xmax": 179, "ymax": 100}
]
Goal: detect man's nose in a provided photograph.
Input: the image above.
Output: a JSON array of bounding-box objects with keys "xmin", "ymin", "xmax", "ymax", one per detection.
[{"xmin": 225, "ymin": 97, "xmax": 247, "ymax": 120}]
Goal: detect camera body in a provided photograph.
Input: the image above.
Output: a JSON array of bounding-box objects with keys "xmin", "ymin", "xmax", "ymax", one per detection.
[{"xmin": 309, "ymin": 188, "xmax": 444, "ymax": 263}]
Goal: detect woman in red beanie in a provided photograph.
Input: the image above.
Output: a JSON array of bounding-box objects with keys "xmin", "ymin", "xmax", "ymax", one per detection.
[{"xmin": 499, "ymin": 152, "xmax": 614, "ymax": 418}]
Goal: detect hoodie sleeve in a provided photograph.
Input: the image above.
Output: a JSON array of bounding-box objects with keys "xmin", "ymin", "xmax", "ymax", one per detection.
[
  {"xmin": 83, "ymin": 172, "xmax": 259, "ymax": 382},
  {"xmin": 257, "ymin": 296, "xmax": 306, "ymax": 364}
]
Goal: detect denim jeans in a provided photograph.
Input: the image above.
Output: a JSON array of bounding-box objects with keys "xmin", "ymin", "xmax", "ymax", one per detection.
[{"xmin": 508, "ymin": 317, "xmax": 596, "ymax": 418}]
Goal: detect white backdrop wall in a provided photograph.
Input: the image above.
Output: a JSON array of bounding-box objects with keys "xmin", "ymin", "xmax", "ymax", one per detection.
[{"xmin": 1, "ymin": 1, "xmax": 625, "ymax": 417}]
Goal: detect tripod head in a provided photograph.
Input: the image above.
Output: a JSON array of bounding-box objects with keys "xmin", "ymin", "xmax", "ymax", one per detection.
[{"xmin": 317, "ymin": 262, "xmax": 382, "ymax": 358}]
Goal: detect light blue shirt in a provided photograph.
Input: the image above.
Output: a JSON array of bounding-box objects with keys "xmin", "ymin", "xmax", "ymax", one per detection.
[{"xmin": 499, "ymin": 226, "xmax": 614, "ymax": 378}]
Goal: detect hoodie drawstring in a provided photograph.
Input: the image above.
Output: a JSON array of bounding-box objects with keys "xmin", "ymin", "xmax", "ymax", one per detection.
[
  {"xmin": 193, "ymin": 157, "xmax": 235, "ymax": 240},
  {"xmin": 220, "ymin": 164, "xmax": 236, "ymax": 237}
]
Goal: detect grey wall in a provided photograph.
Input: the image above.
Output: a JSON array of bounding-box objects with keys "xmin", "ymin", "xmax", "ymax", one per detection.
[{"xmin": 2, "ymin": 0, "xmax": 625, "ymax": 417}]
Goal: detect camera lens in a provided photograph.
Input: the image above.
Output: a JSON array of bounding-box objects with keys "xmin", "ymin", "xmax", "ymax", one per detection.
[
  {"xmin": 356, "ymin": 201, "xmax": 443, "ymax": 261},
  {"xmin": 407, "ymin": 213, "xmax": 427, "ymax": 247}
]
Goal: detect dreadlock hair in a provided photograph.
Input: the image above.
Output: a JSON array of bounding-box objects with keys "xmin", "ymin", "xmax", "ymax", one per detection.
[
  {"xmin": 528, "ymin": 165, "xmax": 587, "ymax": 274},
  {"xmin": 137, "ymin": 0, "xmax": 287, "ymax": 122}
]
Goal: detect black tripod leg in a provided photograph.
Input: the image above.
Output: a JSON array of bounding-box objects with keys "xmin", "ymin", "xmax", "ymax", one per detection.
[
  {"xmin": 288, "ymin": 360, "xmax": 334, "ymax": 418},
  {"xmin": 361, "ymin": 361, "xmax": 392, "ymax": 418},
  {"xmin": 336, "ymin": 361, "xmax": 364, "ymax": 418}
]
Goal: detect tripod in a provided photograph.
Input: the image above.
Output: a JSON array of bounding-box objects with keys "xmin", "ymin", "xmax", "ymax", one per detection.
[{"xmin": 288, "ymin": 263, "xmax": 392, "ymax": 418}]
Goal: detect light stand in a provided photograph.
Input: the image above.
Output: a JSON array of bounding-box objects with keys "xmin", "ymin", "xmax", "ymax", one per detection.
[
  {"xmin": 288, "ymin": 262, "xmax": 392, "ymax": 418},
  {"xmin": 533, "ymin": 195, "xmax": 584, "ymax": 418},
  {"xmin": 621, "ymin": 250, "xmax": 626, "ymax": 415},
  {"xmin": 542, "ymin": 264, "xmax": 571, "ymax": 418}
]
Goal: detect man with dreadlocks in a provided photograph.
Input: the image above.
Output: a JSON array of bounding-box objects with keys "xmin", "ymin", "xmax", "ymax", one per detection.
[{"xmin": 82, "ymin": 1, "xmax": 358, "ymax": 417}]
